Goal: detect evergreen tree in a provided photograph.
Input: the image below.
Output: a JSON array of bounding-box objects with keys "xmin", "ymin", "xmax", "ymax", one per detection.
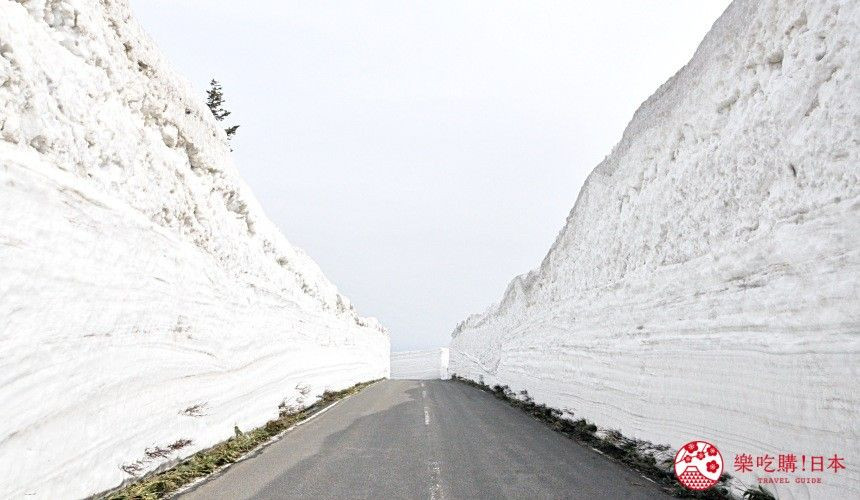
[
  {"xmin": 206, "ymin": 79, "xmax": 240, "ymax": 143},
  {"xmin": 224, "ymin": 124, "xmax": 240, "ymax": 139}
]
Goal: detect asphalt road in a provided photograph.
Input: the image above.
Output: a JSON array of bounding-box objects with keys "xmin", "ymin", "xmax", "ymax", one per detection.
[{"xmin": 178, "ymin": 379, "xmax": 671, "ymax": 499}]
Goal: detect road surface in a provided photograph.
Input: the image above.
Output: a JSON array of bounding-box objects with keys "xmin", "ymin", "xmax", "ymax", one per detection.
[{"xmin": 178, "ymin": 379, "xmax": 670, "ymax": 499}]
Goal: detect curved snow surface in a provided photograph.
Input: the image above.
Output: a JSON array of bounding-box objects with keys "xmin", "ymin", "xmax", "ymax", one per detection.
[
  {"xmin": 390, "ymin": 349, "xmax": 450, "ymax": 380},
  {"xmin": 450, "ymin": 1, "xmax": 859, "ymax": 498},
  {"xmin": 0, "ymin": 1, "xmax": 388, "ymax": 498}
]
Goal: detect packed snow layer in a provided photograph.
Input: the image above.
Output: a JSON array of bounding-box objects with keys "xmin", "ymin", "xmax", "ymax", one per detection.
[
  {"xmin": 450, "ymin": 1, "xmax": 859, "ymax": 498},
  {"xmin": 391, "ymin": 349, "xmax": 450, "ymax": 380},
  {"xmin": 0, "ymin": 1, "xmax": 388, "ymax": 498}
]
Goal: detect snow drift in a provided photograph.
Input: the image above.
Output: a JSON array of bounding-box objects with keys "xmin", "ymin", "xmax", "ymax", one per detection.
[
  {"xmin": 0, "ymin": 1, "xmax": 388, "ymax": 498},
  {"xmin": 390, "ymin": 349, "xmax": 450, "ymax": 380},
  {"xmin": 450, "ymin": 1, "xmax": 858, "ymax": 498}
]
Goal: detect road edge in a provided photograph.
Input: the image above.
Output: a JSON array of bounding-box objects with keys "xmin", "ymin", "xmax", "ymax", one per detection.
[
  {"xmin": 447, "ymin": 375, "xmax": 746, "ymax": 499},
  {"xmin": 93, "ymin": 379, "xmax": 383, "ymax": 500}
]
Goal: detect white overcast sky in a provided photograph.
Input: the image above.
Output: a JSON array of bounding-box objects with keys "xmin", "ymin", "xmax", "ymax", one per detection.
[{"xmin": 130, "ymin": 0, "xmax": 731, "ymax": 351}]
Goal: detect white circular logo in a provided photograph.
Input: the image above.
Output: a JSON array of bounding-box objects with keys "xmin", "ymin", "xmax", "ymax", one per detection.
[{"xmin": 674, "ymin": 440, "xmax": 723, "ymax": 490}]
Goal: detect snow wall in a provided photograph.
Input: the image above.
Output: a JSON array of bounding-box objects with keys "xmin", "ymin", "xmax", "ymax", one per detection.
[
  {"xmin": 391, "ymin": 349, "xmax": 450, "ymax": 380},
  {"xmin": 0, "ymin": 1, "xmax": 389, "ymax": 498},
  {"xmin": 449, "ymin": 1, "xmax": 858, "ymax": 498}
]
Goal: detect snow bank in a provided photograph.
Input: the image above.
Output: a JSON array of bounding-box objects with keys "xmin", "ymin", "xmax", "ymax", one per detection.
[
  {"xmin": 450, "ymin": 1, "xmax": 858, "ymax": 498},
  {"xmin": 0, "ymin": 1, "xmax": 388, "ymax": 498},
  {"xmin": 391, "ymin": 349, "xmax": 450, "ymax": 380}
]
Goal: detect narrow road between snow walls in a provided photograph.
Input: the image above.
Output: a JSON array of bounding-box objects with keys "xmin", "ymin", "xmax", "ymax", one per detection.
[{"xmin": 175, "ymin": 380, "xmax": 669, "ymax": 500}]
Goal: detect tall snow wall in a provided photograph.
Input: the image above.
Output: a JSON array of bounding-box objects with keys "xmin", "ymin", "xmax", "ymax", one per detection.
[
  {"xmin": 450, "ymin": 1, "xmax": 858, "ymax": 498},
  {"xmin": 0, "ymin": 1, "xmax": 389, "ymax": 498},
  {"xmin": 390, "ymin": 348, "xmax": 450, "ymax": 380}
]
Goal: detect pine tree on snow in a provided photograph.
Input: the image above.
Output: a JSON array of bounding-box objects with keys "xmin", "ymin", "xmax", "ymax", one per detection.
[{"xmin": 206, "ymin": 79, "xmax": 240, "ymax": 143}]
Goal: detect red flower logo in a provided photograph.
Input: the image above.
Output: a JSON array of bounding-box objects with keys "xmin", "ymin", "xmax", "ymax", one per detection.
[{"xmin": 675, "ymin": 440, "xmax": 723, "ymax": 491}]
